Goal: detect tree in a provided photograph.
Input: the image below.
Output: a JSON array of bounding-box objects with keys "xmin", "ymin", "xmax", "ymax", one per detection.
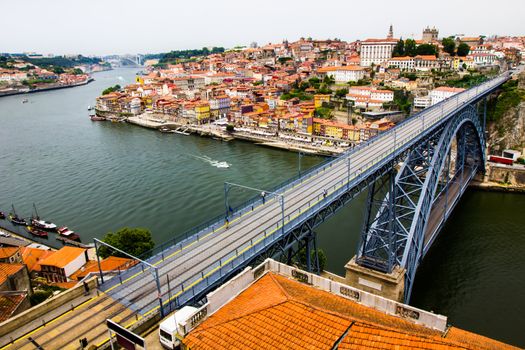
[
  {"xmin": 52, "ymin": 67, "xmax": 64, "ymax": 74},
  {"xmin": 404, "ymin": 39, "xmax": 417, "ymax": 57},
  {"xmin": 392, "ymin": 39, "xmax": 405, "ymax": 57},
  {"xmin": 335, "ymin": 88, "xmax": 348, "ymax": 98},
  {"xmin": 226, "ymin": 124, "xmax": 235, "ymax": 132},
  {"xmin": 442, "ymin": 37, "xmax": 456, "ymax": 56},
  {"xmin": 416, "ymin": 44, "xmax": 437, "ymax": 56},
  {"xmin": 457, "ymin": 42, "xmax": 470, "ymax": 57},
  {"xmin": 297, "ymin": 248, "xmax": 327, "ymax": 272},
  {"xmin": 102, "ymin": 84, "xmax": 121, "ymax": 95},
  {"xmin": 99, "ymin": 227, "xmax": 155, "ymax": 259}
]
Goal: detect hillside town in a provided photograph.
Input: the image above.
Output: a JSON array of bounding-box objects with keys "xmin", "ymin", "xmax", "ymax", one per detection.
[
  {"xmin": 94, "ymin": 27, "xmax": 525, "ymax": 154},
  {"xmin": 0, "ymin": 54, "xmax": 109, "ymax": 97}
]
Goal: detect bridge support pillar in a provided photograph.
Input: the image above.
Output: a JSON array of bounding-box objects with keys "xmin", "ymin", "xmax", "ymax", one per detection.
[{"xmin": 344, "ymin": 256, "xmax": 405, "ymax": 302}]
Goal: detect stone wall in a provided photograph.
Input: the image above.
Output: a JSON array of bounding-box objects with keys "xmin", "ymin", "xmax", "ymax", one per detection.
[{"xmin": 487, "ymin": 164, "xmax": 525, "ymax": 186}]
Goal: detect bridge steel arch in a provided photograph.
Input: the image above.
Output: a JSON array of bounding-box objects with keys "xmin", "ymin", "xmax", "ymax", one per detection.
[{"xmin": 356, "ymin": 105, "xmax": 486, "ymax": 301}]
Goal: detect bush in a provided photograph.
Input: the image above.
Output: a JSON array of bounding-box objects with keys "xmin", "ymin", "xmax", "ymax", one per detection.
[
  {"xmin": 99, "ymin": 227, "xmax": 155, "ymax": 259},
  {"xmin": 226, "ymin": 124, "xmax": 235, "ymax": 132}
]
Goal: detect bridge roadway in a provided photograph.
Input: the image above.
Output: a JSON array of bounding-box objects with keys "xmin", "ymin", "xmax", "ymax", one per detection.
[
  {"xmin": 0, "ymin": 76, "xmax": 507, "ymax": 349},
  {"xmin": 106, "ymin": 75, "xmax": 508, "ymax": 316}
]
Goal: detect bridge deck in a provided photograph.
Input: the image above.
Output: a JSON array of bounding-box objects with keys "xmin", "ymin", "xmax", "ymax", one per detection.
[{"xmin": 102, "ymin": 75, "xmax": 507, "ymax": 317}]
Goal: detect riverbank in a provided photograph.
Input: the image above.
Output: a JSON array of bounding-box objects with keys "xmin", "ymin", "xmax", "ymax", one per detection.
[
  {"xmin": 470, "ymin": 180, "xmax": 525, "ymax": 193},
  {"xmin": 0, "ymin": 78, "xmax": 94, "ymax": 98},
  {"xmin": 121, "ymin": 114, "xmax": 345, "ymax": 156},
  {"xmin": 0, "ymin": 225, "xmax": 54, "ymax": 250}
]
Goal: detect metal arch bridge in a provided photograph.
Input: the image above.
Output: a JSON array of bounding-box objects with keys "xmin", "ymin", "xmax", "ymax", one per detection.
[{"xmin": 97, "ymin": 73, "xmax": 509, "ymax": 317}]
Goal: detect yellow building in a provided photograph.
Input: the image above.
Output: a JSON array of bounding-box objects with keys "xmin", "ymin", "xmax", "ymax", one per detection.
[
  {"xmin": 195, "ymin": 103, "xmax": 211, "ymax": 123},
  {"xmin": 314, "ymin": 94, "xmax": 331, "ymax": 108}
]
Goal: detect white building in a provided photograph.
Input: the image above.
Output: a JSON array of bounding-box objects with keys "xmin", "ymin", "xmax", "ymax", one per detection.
[
  {"xmin": 388, "ymin": 55, "xmax": 443, "ymax": 71},
  {"xmin": 360, "ymin": 38, "xmax": 398, "ymax": 67},
  {"xmin": 347, "ymin": 86, "xmax": 394, "ymax": 103},
  {"xmin": 430, "ymin": 87, "xmax": 465, "ymax": 105},
  {"xmin": 414, "ymin": 96, "xmax": 432, "ymax": 108},
  {"xmin": 317, "ymin": 66, "xmax": 366, "ymax": 83}
]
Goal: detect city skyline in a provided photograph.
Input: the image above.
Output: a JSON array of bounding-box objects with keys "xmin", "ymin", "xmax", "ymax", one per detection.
[{"xmin": 2, "ymin": 0, "xmax": 524, "ymax": 55}]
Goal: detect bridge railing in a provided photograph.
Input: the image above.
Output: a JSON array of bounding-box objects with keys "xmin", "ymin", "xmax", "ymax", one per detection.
[
  {"xmin": 110, "ymin": 75, "xmax": 510, "ymax": 309},
  {"xmin": 130, "ymin": 74, "xmax": 512, "ymax": 316}
]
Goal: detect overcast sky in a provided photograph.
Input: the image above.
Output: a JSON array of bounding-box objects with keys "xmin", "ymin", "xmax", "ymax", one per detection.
[{"xmin": 2, "ymin": 0, "xmax": 523, "ymax": 56}]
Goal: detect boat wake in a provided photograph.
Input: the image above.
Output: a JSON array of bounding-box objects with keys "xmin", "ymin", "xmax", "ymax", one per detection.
[{"xmin": 191, "ymin": 155, "xmax": 230, "ymax": 169}]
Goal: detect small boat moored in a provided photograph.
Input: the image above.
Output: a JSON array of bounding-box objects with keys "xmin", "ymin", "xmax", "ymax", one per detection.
[
  {"xmin": 57, "ymin": 226, "xmax": 80, "ymax": 241},
  {"xmin": 0, "ymin": 211, "xmax": 5, "ymax": 220},
  {"xmin": 31, "ymin": 204, "xmax": 57, "ymax": 231},
  {"xmin": 26, "ymin": 226, "xmax": 49, "ymax": 238},
  {"xmin": 9, "ymin": 205, "xmax": 27, "ymax": 226},
  {"xmin": 90, "ymin": 112, "xmax": 106, "ymax": 121}
]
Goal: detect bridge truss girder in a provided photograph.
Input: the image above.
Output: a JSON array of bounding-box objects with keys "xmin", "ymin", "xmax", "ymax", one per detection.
[{"xmin": 356, "ymin": 105, "xmax": 485, "ymax": 302}]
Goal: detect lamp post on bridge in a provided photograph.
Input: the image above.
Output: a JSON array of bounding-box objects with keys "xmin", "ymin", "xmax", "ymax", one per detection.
[
  {"xmin": 298, "ymin": 151, "xmax": 304, "ymax": 177},
  {"xmin": 223, "ymin": 182, "xmax": 286, "ymax": 236}
]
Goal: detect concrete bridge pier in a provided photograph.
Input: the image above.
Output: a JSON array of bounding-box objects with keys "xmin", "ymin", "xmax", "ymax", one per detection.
[{"xmin": 344, "ymin": 256, "xmax": 405, "ymax": 302}]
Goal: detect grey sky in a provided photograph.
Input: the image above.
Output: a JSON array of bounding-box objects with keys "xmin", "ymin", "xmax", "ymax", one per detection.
[{"xmin": 2, "ymin": 0, "xmax": 523, "ymax": 55}]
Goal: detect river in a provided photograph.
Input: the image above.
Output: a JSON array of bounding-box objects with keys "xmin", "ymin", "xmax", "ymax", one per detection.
[{"xmin": 0, "ymin": 68, "xmax": 523, "ymax": 347}]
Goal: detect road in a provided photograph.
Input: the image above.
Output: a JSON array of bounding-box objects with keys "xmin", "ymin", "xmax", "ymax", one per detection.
[{"xmin": 105, "ymin": 74, "xmax": 509, "ymax": 316}]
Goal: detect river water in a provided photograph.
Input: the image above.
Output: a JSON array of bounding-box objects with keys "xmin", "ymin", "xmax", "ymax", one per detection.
[{"xmin": 0, "ymin": 68, "xmax": 523, "ymax": 347}]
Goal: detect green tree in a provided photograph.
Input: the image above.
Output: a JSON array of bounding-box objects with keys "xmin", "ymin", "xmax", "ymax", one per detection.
[
  {"xmin": 404, "ymin": 39, "xmax": 417, "ymax": 57},
  {"xmin": 315, "ymin": 107, "xmax": 333, "ymax": 119},
  {"xmin": 392, "ymin": 39, "xmax": 405, "ymax": 57},
  {"xmin": 72, "ymin": 68, "xmax": 84, "ymax": 75},
  {"xmin": 297, "ymin": 248, "xmax": 327, "ymax": 272},
  {"xmin": 457, "ymin": 42, "xmax": 470, "ymax": 57},
  {"xmin": 99, "ymin": 227, "xmax": 155, "ymax": 259},
  {"xmin": 52, "ymin": 67, "xmax": 65, "ymax": 74},
  {"xmin": 335, "ymin": 88, "xmax": 348, "ymax": 98},
  {"xmin": 442, "ymin": 37, "xmax": 456, "ymax": 56},
  {"xmin": 102, "ymin": 84, "xmax": 121, "ymax": 95},
  {"xmin": 226, "ymin": 124, "xmax": 235, "ymax": 132},
  {"xmin": 416, "ymin": 44, "xmax": 437, "ymax": 56}
]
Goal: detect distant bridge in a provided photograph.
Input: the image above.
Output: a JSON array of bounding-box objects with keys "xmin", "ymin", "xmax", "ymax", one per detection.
[{"xmin": 95, "ymin": 73, "xmax": 509, "ymax": 321}]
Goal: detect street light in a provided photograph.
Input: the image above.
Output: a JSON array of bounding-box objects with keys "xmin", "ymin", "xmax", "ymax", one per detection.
[{"xmin": 224, "ymin": 182, "xmax": 286, "ymax": 236}]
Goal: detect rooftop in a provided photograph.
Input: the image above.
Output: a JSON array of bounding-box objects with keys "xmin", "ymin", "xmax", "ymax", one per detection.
[
  {"xmin": 0, "ymin": 263, "xmax": 25, "ymax": 285},
  {"xmin": 182, "ymin": 260, "xmax": 517, "ymax": 350},
  {"xmin": 39, "ymin": 246, "xmax": 86, "ymax": 269},
  {"xmin": 0, "ymin": 292, "xmax": 27, "ymax": 323},
  {"xmin": 0, "ymin": 247, "xmax": 19, "ymax": 259}
]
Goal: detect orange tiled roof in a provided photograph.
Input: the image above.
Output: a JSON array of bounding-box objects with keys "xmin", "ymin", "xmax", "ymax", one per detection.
[
  {"xmin": 0, "ymin": 263, "xmax": 24, "ymax": 285},
  {"xmin": 0, "ymin": 293, "xmax": 27, "ymax": 322},
  {"xmin": 69, "ymin": 256, "xmax": 137, "ymax": 281},
  {"xmin": 20, "ymin": 247, "xmax": 54, "ymax": 272},
  {"xmin": 184, "ymin": 273, "xmax": 518, "ymax": 350},
  {"xmin": 39, "ymin": 246, "xmax": 86, "ymax": 269},
  {"xmin": 0, "ymin": 247, "xmax": 19, "ymax": 259}
]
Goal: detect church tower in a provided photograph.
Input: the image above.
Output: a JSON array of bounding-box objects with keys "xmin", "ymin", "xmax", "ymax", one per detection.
[{"xmin": 387, "ymin": 24, "xmax": 394, "ymax": 39}]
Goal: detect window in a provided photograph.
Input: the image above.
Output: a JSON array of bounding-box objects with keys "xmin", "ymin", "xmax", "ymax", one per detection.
[{"xmin": 160, "ymin": 329, "xmax": 172, "ymax": 342}]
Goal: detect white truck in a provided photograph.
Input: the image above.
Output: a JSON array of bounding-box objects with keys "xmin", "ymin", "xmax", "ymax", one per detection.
[{"xmin": 159, "ymin": 306, "xmax": 198, "ymax": 350}]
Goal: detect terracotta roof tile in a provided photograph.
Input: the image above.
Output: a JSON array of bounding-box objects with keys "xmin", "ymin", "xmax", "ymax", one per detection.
[
  {"xmin": 39, "ymin": 246, "xmax": 85, "ymax": 269},
  {"xmin": 0, "ymin": 293, "xmax": 27, "ymax": 322},
  {"xmin": 20, "ymin": 247, "xmax": 54, "ymax": 272},
  {"xmin": 0, "ymin": 263, "xmax": 24, "ymax": 285},
  {"xmin": 183, "ymin": 273, "xmax": 518, "ymax": 350},
  {"xmin": 0, "ymin": 247, "xmax": 19, "ymax": 259}
]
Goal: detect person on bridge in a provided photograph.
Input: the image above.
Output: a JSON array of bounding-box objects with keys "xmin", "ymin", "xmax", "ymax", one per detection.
[
  {"xmin": 225, "ymin": 217, "xmax": 230, "ymax": 230},
  {"xmin": 261, "ymin": 191, "xmax": 266, "ymax": 204},
  {"xmin": 323, "ymin": 189, "xmax": 328, "ymax": 198}
]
